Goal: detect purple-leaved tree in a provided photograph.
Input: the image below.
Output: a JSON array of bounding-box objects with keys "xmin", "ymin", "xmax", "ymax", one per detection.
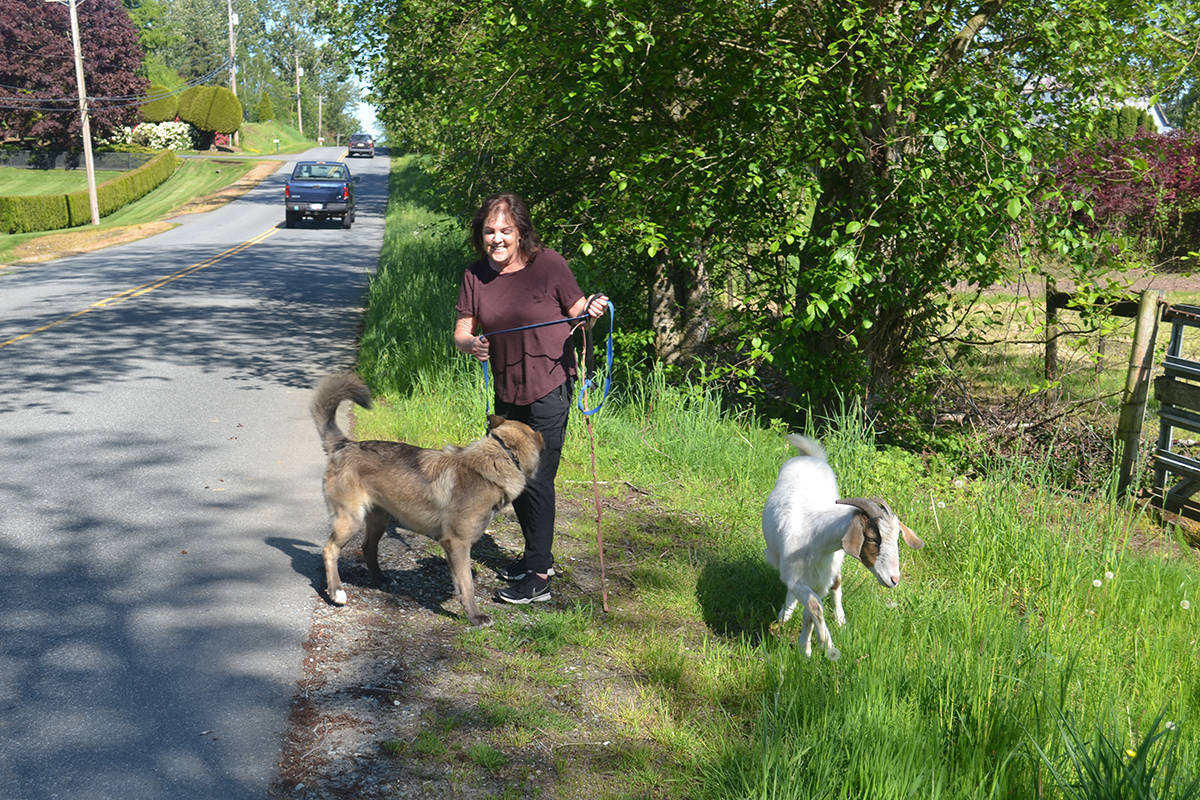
[{"xmin": 0, "ymin": 0, "xmax": 146, "ymax": 149}]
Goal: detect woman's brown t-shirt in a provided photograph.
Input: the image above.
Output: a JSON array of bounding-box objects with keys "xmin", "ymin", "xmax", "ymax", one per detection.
[{"xmin": 456, "ymin": 248, "xmax": 584, "ymax": 406}]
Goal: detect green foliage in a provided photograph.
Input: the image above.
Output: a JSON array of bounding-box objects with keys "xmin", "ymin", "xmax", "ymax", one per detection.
[
  {"xmin": 322, "ymin": 0, "xmax": 1193, "ymax": 426},
  {"xmin": 256, "ymin": 93, "xmax": 275, "ymax": 123},
  {"xmin": 1033, "ymin": 709, "xmax": 1200, "ymax": 800},
  {"xmin": 177, "ymin": 85, "xmax": 243, "ymax": 135},
  {"xmin": 206, "ymin": 87, "xmax": 244, "ymax": 134},
  {"xmin": 177, "ymin": 85, "xmax": 207, "ymax": 127},
  {"xmin": 1095, "ymin": 105, "xmax": 1156, "ymax": 140},
  {"xmin": 0, "ymin": 194, "xmax": 70, "ymax": 234},
  {"xmin": 141, "ymin": 84, "xmax": 179, "ymax": 123}
]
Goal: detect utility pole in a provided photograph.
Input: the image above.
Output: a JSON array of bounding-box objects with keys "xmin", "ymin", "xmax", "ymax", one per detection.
[
  {"xmin": 45, "ymin": 0, "xmax": 99, "ymax": 224},
  {"xmin": 294, "ymin": 52, "xmax": 303, "ymax": 137},
  {"xmin": 317, "ymin": 94, "xmax": 323, "ymax": 145},
  {"xmin": 227, "ymin": 0, "xmax": 238, "ymax": 147}
]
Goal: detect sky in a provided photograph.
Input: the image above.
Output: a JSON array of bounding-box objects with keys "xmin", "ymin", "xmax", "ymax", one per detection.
[{"xmin": 355, "ymin": 98, "xmax": 381, "ymax": 140}]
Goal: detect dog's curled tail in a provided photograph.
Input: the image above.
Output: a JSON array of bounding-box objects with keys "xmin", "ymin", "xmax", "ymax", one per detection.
[
  {"xmin": 786, "ymin": 433, "xmax": 827, "ymax": 461},
  {"xmin": 311, "ymin": 372, "xmax": 373, "ymax": 454}
]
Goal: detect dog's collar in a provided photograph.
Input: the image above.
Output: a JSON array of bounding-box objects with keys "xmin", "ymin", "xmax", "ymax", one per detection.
[{"xmin": 490, "ymin": 432, "xmax": 521, "ymax": 468}]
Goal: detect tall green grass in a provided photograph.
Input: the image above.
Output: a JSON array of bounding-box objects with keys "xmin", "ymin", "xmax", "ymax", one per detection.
[{"xmin": 359, "ymin": 156, "xmax": 1200, "ymax": 799}]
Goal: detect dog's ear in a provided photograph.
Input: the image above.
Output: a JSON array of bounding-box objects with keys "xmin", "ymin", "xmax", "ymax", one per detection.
[
  {"xmin": 841, "ymin": 513, "xmax": 866, "ymax": 559},
  {"xmin": 486, "ymin": 414, "xmax": 507, "ymax": 430}
]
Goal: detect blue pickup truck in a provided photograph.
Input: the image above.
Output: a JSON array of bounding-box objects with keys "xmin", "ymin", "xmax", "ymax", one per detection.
[{"xmin": 284, "ymin": 160, "xmax": 357, "ymax": 229}]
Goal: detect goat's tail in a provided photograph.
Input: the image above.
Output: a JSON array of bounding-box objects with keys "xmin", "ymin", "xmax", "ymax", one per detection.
[
  {"xmin": 786, "ymin": 433, "xmax": 827, "ymax": 461},
  {"xmin": 311, "ymin": 372, "xmax": 373, "ymax": 455}
]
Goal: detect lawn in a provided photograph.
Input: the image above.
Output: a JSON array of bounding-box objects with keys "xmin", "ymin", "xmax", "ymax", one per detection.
[{"xmin": 0, "ymin": 165, "xmax": 125, "ymax": 195}]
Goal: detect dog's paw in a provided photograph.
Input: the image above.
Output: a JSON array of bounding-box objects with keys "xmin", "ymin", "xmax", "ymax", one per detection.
[{"xmin": 332, "ymin": 588, "xmax": 348, "ymax": 606}]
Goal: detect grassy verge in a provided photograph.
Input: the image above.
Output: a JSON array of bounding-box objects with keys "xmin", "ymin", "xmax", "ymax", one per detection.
[
  {"xmin": 353, "ymin": 156, "xmax": 1200, "ymax": 798},
  {"xmin": 238, "ymin": 120, "xmax": 316, "ymax": 155}
]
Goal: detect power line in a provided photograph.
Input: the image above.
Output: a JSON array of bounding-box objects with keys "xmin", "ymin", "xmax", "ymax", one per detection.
[{"xmin": 0, "ymin": 58, "xmax": 233, "ymax": 110}]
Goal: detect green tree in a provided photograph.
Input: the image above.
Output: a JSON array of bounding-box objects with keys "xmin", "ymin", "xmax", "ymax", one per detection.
[
  {"xmin": 257, "ymin": 92, "xmax": 275, "ymax": 122},
  {"xmin": 323, "ymin": 0, "xmax": 1193, "ymax": 419}
]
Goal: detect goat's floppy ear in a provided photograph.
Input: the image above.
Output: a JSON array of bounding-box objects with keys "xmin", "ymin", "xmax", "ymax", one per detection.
[
  {"xmin": 899, "ymin": 521, "xmax": 925, "ymax": 549},
  {"xmin": 841, "ymin": 513, "xmax": 866, "ymax": 558}
]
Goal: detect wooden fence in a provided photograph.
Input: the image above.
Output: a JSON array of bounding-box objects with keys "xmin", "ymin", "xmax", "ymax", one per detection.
[{"xmin": 1150, "ymin": 303, "xmax": 1200, "ymax": 520}]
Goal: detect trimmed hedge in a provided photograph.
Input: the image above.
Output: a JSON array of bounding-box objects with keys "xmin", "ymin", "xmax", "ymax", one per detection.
[
  {"xmin": 142, "ymin": 84, "xmax": 179, "ymax": 123},
  {"xmin": 178, "ymin": 85, "xmax": 243, "ymax": 135},
  {"xmin": 1, "ymin": 149, "xmax": 180, "ymax": 233}
]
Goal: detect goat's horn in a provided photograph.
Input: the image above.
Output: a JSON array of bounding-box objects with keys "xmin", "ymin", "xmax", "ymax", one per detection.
[{"xmin": 836, "ymin": 497, "xmax": 887, "ymax": 519}]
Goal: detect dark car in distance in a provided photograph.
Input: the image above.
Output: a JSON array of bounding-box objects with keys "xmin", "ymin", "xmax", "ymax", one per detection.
[
  {"xmin": 284, "ymin": 160, "xmax": 356, "ymax": 229},
  {"xmin": 347, "ymin": 132, "xmax": 374, "ymax": 158}
]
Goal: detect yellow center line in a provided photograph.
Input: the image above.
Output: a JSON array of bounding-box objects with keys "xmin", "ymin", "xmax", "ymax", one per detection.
[{"xmin": 0, "ymin": 226, "xmax": 279, "ymax": 350}]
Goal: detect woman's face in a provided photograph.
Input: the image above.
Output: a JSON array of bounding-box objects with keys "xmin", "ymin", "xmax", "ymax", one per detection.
[{"xmin": 483, "ymin": 209, "xmax": 521, "ymax": 270}]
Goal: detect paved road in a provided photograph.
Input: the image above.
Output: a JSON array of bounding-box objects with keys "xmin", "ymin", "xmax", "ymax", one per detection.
[{"xmin": 0, "ymin": 147, "xmax": 386, "ymax": 799}]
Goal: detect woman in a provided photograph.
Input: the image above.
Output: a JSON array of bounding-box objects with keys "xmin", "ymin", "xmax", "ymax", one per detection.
[{"xmin": 454, "ymin": 192, "xmax": 608, "ymax": 604}]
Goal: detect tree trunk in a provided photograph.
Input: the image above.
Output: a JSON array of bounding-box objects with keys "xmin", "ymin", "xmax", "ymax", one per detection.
[{"xmin": 650, "ymin": 247, "xmax": 711, "ymax": 367}]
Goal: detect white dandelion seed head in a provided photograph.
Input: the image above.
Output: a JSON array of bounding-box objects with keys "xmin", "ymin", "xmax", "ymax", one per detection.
[
  {"xmin": 1182, "ymin": 600, "xmax": 1191, "ymax": 610},
  {"xmin": 1093, "ymin": 579, "xmax": 1103, "ymax": 588},
  {"xmin": 1105, "ymin": 571, "xmax": 1114, "ymax": 581},
  {"xmin": 953, "ymin": 478, "xmax": 966, "ymax": 489},
  {"xmin": 937, "ymin": 500, "xmax": 946, "ymax": 509}
]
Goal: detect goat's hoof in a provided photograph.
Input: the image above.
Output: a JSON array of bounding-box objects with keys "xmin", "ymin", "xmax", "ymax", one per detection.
[{"xmin": 331, "ymin": 588, "xmax": 347, "ymax": 606}]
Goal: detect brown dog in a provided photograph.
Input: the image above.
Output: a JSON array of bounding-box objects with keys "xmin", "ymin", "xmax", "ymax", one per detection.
[{"xmin": 310, "ymin": 372, "xmax": 544, "ymax": 626}]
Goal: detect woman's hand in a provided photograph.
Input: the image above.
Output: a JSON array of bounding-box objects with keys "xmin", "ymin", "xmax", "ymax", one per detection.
[
  {"xmin": 471, "ymin": 335, "xmax": 490, "ymax": 361},
  {"xmin": 454, "ymin": 315, "xmax": 489, "ymax": 361},
  {"xmin": 585, "ymin": 294, "xmax": 610, "ymax": 318}
]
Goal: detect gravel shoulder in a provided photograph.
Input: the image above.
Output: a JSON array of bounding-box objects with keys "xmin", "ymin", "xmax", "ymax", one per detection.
[{"xmin": 268, "ymin": 488, "xmax": 660, "ymax": 800}]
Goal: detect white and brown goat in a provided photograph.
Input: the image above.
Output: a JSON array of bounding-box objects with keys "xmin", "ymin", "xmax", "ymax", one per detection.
[{"xmin": 762, "ymin": 434, "xmax": 924, "ymax": 660}]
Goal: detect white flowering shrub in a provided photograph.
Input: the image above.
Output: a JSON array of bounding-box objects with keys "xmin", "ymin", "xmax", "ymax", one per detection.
[
  {"xmin": 99, "ymin": 125, "xmax": 135, "ymax": 147},
  {"xmin": 129, "ymin": 121, "xmax": 197, "ymax": 151}
]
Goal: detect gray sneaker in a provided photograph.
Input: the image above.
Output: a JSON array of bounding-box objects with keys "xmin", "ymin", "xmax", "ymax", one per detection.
[{"xmin": 496, "ymin": 573, "xmax": 551, "ymax": 604}]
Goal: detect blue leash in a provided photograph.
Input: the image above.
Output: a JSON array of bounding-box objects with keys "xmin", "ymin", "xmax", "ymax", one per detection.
[{"xmin": 477, "ymin": 301, "xmax": 615, "ymax": 418}]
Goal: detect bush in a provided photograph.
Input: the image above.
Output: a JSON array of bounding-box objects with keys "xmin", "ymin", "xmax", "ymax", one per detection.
[
  {"xmin": 1054, "ymin": 131, "xmax": 1200, "ymax": 263},
  {"xmin": 1093, "ymin": 105, "xmax": 1156, "ymax": 140},
  {"xmin": 177, "ymin": 85, "xmax": 242, "ymax": 148},
  {"xmin": 177, "ymin": 85, "xmax": 206, "ymax": 126},
  {"xmin": 206, "ymin": 87, "xmax": 243, "ymax": 134},
  {"xmin": 0, "ymin": 193, "xmax": 70, "ymax": 234},
  {"xmin": 141, "ymin": 84, "xmax": 179, "ymax": 123},
  {"xmin": 131, "ymin": 121, "xmax": 196, "ymax": 151}
]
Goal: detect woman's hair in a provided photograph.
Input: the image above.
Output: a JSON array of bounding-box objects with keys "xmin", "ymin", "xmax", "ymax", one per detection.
[{"xmin": 470, "ymin": 192, "xmax": 543, "ymax": 262}]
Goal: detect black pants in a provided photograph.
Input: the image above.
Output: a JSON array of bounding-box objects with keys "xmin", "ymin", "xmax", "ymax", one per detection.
[{"xmin": 493, "ymin": 380, "xmax": 572, "ymax": 574}]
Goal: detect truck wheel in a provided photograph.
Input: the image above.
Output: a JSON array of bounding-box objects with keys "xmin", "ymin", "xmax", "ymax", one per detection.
[
  {"xmin": 285, "ymin": 209, "xmax": 297, "ymax": 228},
  {"xmin": 341, "ymin": 214, "xmax": 352, "ymax": 230}
]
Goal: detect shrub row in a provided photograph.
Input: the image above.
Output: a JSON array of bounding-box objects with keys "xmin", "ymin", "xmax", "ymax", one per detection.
[{"xmin": 0, "ymin": 150, "xmax": 180, "ymax": 234}]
